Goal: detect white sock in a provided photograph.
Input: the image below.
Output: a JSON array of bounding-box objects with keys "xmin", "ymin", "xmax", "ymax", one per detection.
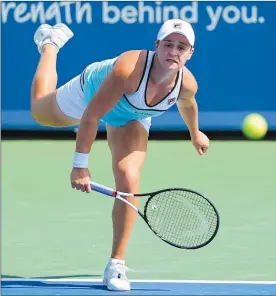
[
  {"xmin": 41, "ymin": 38, "xmax": 59, "ymax": 52},
  {"xmin": 108, "ymin": 258, "xmax": 125, "ymax": 266}
]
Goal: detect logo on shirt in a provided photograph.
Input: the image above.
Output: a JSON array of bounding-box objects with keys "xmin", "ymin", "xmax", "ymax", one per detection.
[
  {"xmin": 135, "ymin": 110, "xmax": 153, "ymax": 116},
  {"xmin": 168, "ymin": 97, "xmax": 176, "ymax": 105}
]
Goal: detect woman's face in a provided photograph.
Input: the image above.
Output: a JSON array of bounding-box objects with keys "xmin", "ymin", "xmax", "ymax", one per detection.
[{"xmin": 156, "ymin": 33, "xmax": 194, "ymax": 71}]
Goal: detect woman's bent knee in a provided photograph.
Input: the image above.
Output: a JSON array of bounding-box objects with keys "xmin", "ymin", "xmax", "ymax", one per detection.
[{"xmin": 114, "ymin": 167, "xmax": 141, "ymax": 192}]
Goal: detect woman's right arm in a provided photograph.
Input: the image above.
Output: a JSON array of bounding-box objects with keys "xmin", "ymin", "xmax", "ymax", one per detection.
[{"xmin": 70, "ymin": 50, "xmax": 144, "ymax": 192}]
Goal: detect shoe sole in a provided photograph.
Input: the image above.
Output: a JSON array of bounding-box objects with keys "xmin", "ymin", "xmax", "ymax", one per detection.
[
  {"xmin": 53, "ymin": 23, "xmax": 74, "ymax": 39},
  {"xmin": 103, "ymin": 279, "xmax": 131, "ymax": 291},
  {"xmin": 107, "ymin": 284, "xmax": 131, "ymax": 291}
]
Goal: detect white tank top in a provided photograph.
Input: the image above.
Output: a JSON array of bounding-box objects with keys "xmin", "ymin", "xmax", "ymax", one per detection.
[
  {"xmin": 124, "ymin": 50, "xmax": 183, "ymax": 113},
  {"xmin": 85, "ymin": 50, "xmax": 183, "ymax": 127}
]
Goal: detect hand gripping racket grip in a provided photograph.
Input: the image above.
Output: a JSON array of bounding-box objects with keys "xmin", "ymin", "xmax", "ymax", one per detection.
[{"xmin": 90, "ymin": 182, "xmax": 116, "ymax": 197}]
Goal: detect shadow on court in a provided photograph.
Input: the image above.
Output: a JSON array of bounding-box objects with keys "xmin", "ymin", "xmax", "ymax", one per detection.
[
  {"xmin": 2, "ymin": 279, "xmax": 276, "ymax": 295},
  {"xmin": 2, "ymin": 279, "xmax": 169, "ymax": 293}
]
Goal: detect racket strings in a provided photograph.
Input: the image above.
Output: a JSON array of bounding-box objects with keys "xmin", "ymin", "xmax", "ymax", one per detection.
[{"xmin": 145, "ymin": 190, "xmax": 218, "ymax": 248}]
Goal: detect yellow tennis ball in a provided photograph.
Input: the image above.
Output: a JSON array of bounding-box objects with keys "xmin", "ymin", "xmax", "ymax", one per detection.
[{"xmin": 242, "ymin": 113, "xmax": 268, "ymax": 140}]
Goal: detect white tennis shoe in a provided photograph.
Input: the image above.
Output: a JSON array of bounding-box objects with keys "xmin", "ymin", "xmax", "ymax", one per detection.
[
  {"xmin": 34, "ymin": 23, "xmax": 74, "ymax": 54},
  {"xmin": 103, "ymin": 262, "xmax": 131, "ymax": 291}
]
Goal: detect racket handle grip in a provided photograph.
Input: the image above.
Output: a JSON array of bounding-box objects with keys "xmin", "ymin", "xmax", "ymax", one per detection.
[{"xmin": 90, "ymin": 182, "xmax": 116, "ymax": 197}]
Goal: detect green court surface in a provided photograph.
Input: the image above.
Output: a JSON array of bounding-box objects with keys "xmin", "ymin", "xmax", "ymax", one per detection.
[{"xmin": 2, "ymin": 140, "xmax": 276, "ymax": 281}]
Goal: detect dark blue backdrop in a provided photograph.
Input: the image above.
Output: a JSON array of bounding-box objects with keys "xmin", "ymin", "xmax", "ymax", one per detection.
[{"xmin": 2, "ymin": 1, "xmax": 276, "ymax": 131}]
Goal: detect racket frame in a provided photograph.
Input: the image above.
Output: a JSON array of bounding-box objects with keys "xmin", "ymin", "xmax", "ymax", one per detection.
[{"xmin": 90, "ymin": 182, "xmax": 220, "ymax": 249}]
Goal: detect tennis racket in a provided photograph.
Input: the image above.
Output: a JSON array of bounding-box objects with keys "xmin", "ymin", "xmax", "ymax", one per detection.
[{"xmin": 90, "ymin": 182, "xmax": 220, "ymax": 249}]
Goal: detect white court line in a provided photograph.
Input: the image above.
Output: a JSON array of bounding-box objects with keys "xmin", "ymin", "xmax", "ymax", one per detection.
[{"xmin": 2, "ymin": 278, "xmax": 276, "ymax": 285}]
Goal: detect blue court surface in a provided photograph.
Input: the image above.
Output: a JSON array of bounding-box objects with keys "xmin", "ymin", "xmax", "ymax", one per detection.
[{"xmin": 2, "ymin": 279, "xmax": 276, "ymax": 296}]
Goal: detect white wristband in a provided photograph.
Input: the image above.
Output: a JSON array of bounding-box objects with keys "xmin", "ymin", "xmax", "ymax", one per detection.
[{"xmin": 73, "ymin": 152, "xmax": 89, "ymax": 168}]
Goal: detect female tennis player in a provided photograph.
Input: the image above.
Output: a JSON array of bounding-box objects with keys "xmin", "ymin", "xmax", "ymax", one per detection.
[{"xmin": 31, "ymin": 19, "xmax": 209, "ymax": 291}]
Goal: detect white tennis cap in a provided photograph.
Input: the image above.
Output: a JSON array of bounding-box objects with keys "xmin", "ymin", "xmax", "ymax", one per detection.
[{"xmin": 157, "ymin": 19, "xmax": 195, "ymax": 46}]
